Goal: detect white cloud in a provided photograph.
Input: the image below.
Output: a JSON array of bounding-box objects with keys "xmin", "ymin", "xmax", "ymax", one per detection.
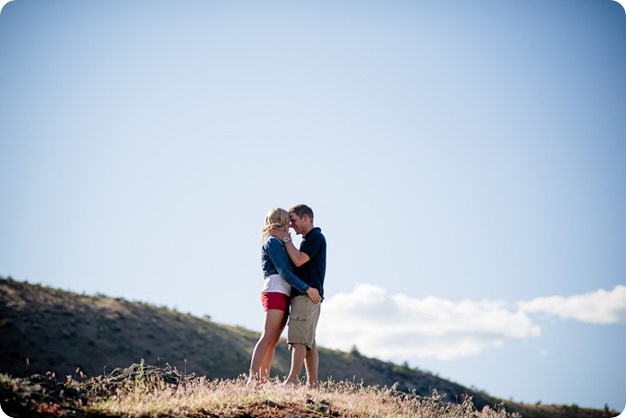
[
  {"xmin": 519, "ymin": 285, "xmax": 626, "ymax": 324},
  {"xmin": 317, "ymin": 284, "xmax": 626, "ymax": 362},
  {"xmin": 0, "ymin": 0, "xmax": 13, "ymax": 15},
  {"xmin": 317, "ymin": 284, "xmax": 541, "ymax": 361}
]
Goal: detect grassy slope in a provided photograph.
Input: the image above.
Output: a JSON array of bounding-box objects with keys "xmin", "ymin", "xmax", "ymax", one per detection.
[{"xmin": 0, "ymin": 277, "xmax": 615, "ymax": 418}]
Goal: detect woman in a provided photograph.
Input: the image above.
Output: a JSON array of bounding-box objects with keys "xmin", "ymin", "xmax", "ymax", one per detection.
[{"xmin": 247, "ymin": 208, "xmax": 321, "ymax": 385}]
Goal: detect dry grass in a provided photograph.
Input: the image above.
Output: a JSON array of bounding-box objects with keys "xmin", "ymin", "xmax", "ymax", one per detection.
[
  {"xmin": 2, "ymin": 279, "xmax": 618, "ymax": 418},
  {"xmin": 84, "ymin": 374, "xmax": 521, "ymax": 418}
]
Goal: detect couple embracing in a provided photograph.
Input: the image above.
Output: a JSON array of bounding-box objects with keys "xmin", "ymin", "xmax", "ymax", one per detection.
[{"xmin": 248, "ymin": 204, "xmax": 327, "ymax": 388}]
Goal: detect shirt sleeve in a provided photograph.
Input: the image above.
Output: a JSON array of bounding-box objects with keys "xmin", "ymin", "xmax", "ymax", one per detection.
[
  {"xmin": 267, "ymin": 238, "xmax": 310, "ymax": 294},
  {"xmin": 300, "ymin": 231, "xmax": 322, "ymax": 260}
]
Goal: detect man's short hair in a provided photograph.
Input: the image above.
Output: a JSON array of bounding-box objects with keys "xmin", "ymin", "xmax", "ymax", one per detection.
[{"xmin": 290, "ymin": 204, "xmax": 314, "ymax": 222}]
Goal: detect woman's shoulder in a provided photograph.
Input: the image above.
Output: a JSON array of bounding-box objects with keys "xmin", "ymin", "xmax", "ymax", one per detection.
[{"xmin": 264, "ymin": 236, "xmax": 282, "ymax": 247}]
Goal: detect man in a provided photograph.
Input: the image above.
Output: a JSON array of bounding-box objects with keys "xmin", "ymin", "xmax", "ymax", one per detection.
[{"xmin": 270, "ymin": 204, "xmax": 326, "ymax": 388}]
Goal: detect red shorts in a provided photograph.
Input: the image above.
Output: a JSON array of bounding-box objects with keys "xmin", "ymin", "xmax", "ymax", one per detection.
[{"xmin": 261, "ymin": 292, "xmax": 290, "ymax": 312}]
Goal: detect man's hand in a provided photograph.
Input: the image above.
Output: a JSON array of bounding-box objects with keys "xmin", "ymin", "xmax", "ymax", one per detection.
[
  {"xmin": 269, "ymin": 228, "xmax": 290, "ymax": 241},
  {"xmin": 306, "ymin": 287, "xmax": 322, "ymax": 304}
]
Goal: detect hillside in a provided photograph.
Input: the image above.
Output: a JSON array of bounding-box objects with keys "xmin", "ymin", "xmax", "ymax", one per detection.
[{"xmin": 0, "ymin": 277, "xmax": 616, "ymax": 418}]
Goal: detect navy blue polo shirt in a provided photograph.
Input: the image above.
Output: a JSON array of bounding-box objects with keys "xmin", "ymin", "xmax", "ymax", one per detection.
[{"xmin": 293, "ymin": 227, "xmax": 327, "ymax": 298}]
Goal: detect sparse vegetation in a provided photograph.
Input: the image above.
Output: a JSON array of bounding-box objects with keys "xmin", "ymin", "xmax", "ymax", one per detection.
[
  {"xmin": 0, "ymin": 363, "xmax": 521, "ymax": 418},
  {"xmin": 91, "ymin": 376, "xmax": 521, "ymax": 418}
]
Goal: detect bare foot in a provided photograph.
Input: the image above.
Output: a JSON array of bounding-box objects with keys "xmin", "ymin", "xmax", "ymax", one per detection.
[{"xmin": 246, "ymin": 375, "xmax": 261, "ymax": 388}]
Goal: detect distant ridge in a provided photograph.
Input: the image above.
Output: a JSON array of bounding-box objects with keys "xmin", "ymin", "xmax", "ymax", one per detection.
[{"xmin": 0, "ymin": 277, "xmax": 615, "ymax": 418}]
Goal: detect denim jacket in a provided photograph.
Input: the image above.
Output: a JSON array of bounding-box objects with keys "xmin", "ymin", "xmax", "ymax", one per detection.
[{"xmin": 261, "ymin": 236, "xmax": 310, "ymax": 294}]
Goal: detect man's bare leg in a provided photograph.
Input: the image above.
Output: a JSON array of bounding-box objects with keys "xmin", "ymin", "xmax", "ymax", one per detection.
[
  {"xmin": 304, "ymin": 347, "xmax": 319, "ymax": 388},
  {"xmin": 285, "ymin": 343, "xmax": 306, "ymax": 385}
]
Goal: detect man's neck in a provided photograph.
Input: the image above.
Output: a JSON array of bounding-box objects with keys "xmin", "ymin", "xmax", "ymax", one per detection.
[{"xmin": 302, "ymin": 225, "xmax": 314, "ymax": 237}]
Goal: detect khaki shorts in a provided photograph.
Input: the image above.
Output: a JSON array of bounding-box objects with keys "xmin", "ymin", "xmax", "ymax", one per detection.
[{"xmin": 287, "ymin": 295, "xmax": 321, "ymax": 351}]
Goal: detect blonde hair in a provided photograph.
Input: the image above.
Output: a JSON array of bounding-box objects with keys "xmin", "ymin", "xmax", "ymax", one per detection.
[{"xmin": 260, "ymin": 208, "xmax": 290, "ymax": 242}]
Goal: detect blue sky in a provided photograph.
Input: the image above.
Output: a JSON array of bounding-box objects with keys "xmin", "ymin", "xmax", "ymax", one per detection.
[{"xmin": 1, "ymin": 0, "xmax": 625, "ymax": 410}]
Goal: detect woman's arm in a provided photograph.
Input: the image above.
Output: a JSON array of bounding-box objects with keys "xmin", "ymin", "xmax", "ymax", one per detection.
[{"xmin": 267, "ymin": 238, "xmax": 310, "ymax": 294}]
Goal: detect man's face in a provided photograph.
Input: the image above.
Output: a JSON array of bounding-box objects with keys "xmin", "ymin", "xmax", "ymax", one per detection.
[{"xmin": 289, "ymin": 213, "xmax": 305, "ymax": 235}]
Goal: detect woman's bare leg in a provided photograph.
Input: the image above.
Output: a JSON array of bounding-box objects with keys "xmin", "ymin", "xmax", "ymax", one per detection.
[
  {"xmin": 248, "ymin": 309, "xmax": 287, "ymax": 384},
  {"xmin": 258, "ymin": 309, "xmax": 288, "ymax": 382}
]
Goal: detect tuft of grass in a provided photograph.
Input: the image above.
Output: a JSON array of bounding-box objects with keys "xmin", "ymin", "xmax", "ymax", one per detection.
[{"xmin": 133, "ymin": 359, "xmax": 145, "ymax": 391}]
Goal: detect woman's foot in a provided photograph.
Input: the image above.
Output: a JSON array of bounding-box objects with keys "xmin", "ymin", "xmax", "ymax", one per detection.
[{"xmin": 246, "ymin": 373, "xmax": 260, "ymax": 388}]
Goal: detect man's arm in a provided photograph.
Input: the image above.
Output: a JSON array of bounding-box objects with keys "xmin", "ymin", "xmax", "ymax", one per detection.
[
  {"xmin": 269, "ymin": 229, "xmax": 310, "ymax": 267},
  {"xmin": 284, "ymin": 239, "xmax": 310, "ymax": 267}
]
